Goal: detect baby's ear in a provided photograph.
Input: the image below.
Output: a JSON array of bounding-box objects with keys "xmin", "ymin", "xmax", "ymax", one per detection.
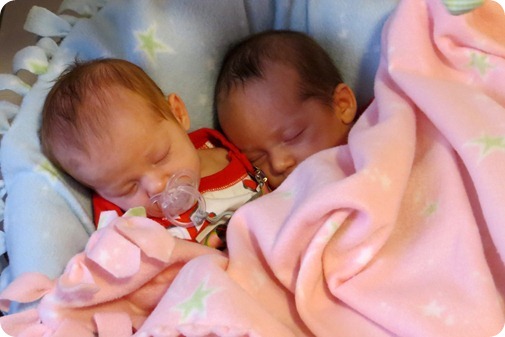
[
  {"xmin": 167, "ymin": 93, "xmax": 191, "ymax": 130},
  {"xmin": 333, "ymin": 83, "xmax": 357, "ymax": 125}
]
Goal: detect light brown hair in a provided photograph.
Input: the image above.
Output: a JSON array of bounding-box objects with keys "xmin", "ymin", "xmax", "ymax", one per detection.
[{"xmin": 40, "ymin": 58, "xmax": 170, "ymax": 169}]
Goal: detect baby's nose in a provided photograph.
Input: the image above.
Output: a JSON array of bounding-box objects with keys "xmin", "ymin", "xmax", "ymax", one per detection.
[
  {"xmin": 270, "ymin": 146, "xmax": 296, "ymax": 176},
  {"xmin": 143, "ymin": 173, "xmax": 166, "ymax": 197}
]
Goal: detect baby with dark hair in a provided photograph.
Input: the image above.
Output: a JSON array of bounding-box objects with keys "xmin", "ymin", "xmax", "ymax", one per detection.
[{"xmin": 214, "ymin": 30, "xmax": 358, "ymax": 189}]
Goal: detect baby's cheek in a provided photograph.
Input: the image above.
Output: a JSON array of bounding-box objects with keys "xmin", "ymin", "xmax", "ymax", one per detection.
[
  {"xmin": 122, "ymin": 195, "xmax": 150, "ymax": 212},
  {"xmin": 306, "ymin": 136, "xmax": 336, "ymax": 154}
]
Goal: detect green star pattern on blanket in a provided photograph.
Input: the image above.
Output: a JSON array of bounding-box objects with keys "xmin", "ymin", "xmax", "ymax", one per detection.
[
  {"xmin": 423, "ymin": 201, "xmax": 438, "ymax": 217},
  {"xmin": 135, "ymin": 24, "xmax": 175, "ymax": 63},
  {"xmin": 176, "ymin": 280, "xmax": 218, "ymax": 321},
  {"xmin": 27, "ymin": 61, "xmax": 48, "ymax": 75},
  {"xmin": 468, "ymin": 52, "xmax": 492, "ymax": 76},
  {"xmin": 469, "ymin": 134, "xmax": 505, "ymax": 160}
]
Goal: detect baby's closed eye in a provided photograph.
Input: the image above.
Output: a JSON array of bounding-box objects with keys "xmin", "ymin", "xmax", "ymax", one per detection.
[
  {"xmin": 284, "ymin": 128, "xmax": 305, "ymax": 144},
  {"xmin": 247, "ymin": 152, "xmax": 267, "ymax": 166},
  {"xmin": 108, "ymin": 182, "xmax": 139, "ymax": 198},
  {"xmin": 153, "ymin": 148, "xmax": 171, "ymax": 166}
]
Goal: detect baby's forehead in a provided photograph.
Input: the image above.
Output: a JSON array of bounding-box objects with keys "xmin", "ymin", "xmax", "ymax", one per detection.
[
  {"xmin": 79, "ymin": 86, "xmax": 155, "ymax": 123},
  {"xmin": 56, "ymin": 130, "xmax": 126, "ymax": 189},
  {"xmin": 53, "ymin": 142, "xmax": 97, "ymax": 185}
]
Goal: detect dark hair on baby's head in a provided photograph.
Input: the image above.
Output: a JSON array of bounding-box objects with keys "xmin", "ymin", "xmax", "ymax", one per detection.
[
  {"xmin": 40, "ymin": 58, "xmax": 169, "ymax": 169},
  {"xmin": 213, "ymin": 30, "xmax": 344, "ymax": 128}
]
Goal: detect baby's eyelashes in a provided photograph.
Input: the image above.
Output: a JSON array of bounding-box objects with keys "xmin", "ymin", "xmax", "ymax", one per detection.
[
  {"xmin": 247, "ymin": 152, "xmax": 267, "ymax": 166},
  {"xmin": 108, "ymin": 182, "xmax": 139, "ymax": 198},
  {"xmin": 123, "ymin": 182, "xmax": 139, "ymax": 196},
  {"xmin": 153, "ymin": 149, "xmax": 170, "ymax": 166},
  {"xmin": 283, "ymin": 128, "xmax": 305, "ymax": 144}
]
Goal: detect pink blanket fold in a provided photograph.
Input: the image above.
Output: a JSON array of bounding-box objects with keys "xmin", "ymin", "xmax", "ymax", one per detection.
[{"xmin": 1, "ymin": 0, "xmax": 505, "ymax": 336}]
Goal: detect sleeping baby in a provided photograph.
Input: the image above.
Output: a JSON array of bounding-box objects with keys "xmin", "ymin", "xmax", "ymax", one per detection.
[
  {"xmin": 39, "ymin": 58, "xmax": 267, "ymax": 250},
  {"xmin": 214, "ymin": 30, "xmax": 359, "ymax": 189}
]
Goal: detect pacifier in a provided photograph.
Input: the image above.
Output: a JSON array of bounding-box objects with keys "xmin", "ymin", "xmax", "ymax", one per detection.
[{"xmin": 150, "ymin": 170, "xmax": 207, "ymax": 228}]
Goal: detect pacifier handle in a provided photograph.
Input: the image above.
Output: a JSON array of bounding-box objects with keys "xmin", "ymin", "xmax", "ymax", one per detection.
[{"xmin": 150, "ymin": 170, "xmax": 207, "ymax": 228}]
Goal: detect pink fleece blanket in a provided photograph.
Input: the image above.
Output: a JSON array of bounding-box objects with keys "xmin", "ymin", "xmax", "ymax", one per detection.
[{"xmin": 1, "ymin": 0, "xmax": 505, "ymax": 336}]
